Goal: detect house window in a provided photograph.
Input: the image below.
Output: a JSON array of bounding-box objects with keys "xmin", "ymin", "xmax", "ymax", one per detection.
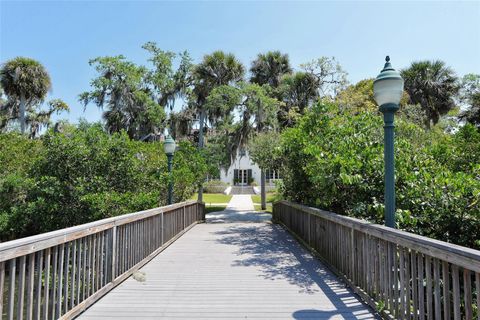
[
  {"xmin": 239, "ymin": 148, "xmax": 246, "ymax": 156},
  {"xmin": 266, "ymin": 169, "xmax": 281, "ymax": 182}
]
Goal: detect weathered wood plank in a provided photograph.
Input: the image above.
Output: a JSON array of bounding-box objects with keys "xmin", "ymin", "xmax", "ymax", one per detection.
[{"xmin": 77, "ymin": 222, "xmax": 377, "ymax": 320}]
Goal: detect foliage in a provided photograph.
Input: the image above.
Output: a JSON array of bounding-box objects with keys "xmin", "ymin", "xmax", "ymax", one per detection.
[
  {"xmin": 300, "ymin": 56, "xmax": 348, "ymax": 97},
  {"xmin": 248, "ymin": 131, "xmax": 281, "ymax": 170},
  {"xmin": 142, "ymin": 42, "xmax": 194, "ymax": 111},
  {"xmin": 279, "ymin": 102, "xmax": 480, "ymax": 249},
  {"xmin": 204, "ymin": 83, "xmax": 280, "ymax": 165},
  {"xmin": 79, "ymin": 55, "xmax": 164, "ymax": 140},
  {"xmin": 0, "ymin": 125, "xmax": 207, "ymax": 240},
  {"xmin": 401, "ymin": 60, "xmax": 459, "ymax": 128},
  {"xmin": 336, "ymin": 78, "xmax": 377, "ymax": 111}
]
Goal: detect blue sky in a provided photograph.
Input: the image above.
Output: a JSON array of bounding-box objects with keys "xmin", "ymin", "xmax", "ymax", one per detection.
[{"xmin": 1, "ymin": 1, "xmax": 479, "ymax": 124}]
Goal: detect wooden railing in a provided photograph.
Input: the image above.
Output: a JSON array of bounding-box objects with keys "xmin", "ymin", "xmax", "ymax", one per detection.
[
  {"xmin": 0, "ymin": 200, "xmax": 205, "ymax": 320},
  {"xmin": 273, "ymin": 201, "xmax": 480, "ymax": 319}
]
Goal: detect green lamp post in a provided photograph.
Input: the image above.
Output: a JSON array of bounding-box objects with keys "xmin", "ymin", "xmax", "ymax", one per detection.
[
  {"xmin": 373, "ymin": 56, "xmax": 404, "ymax": 228},
  {"xmin": 163, "ymin": 135, "xmax": 176, "ymax": 205}
]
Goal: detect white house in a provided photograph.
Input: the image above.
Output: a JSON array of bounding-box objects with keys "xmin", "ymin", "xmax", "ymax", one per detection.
[{"xmin": 220, "ymin": 148, "xmax": 281, "ymax": 187}]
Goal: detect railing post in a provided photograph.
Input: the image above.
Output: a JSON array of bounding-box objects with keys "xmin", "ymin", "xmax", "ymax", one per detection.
[{"xmin": 111, "ymin": 226, "xmax": 117, "ymax": 280}]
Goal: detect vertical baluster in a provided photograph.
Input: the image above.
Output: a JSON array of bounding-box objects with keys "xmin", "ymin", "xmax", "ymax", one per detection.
[
  {"xmin": 442, "ymin": 262, "xmax": 450, "ymax": 320},
  {"xmin": 433, "ymin": 259, "xmax": 441, "ymax": 320},
  {"xmin": 56, "ymin": 244, "xmax": 64, "ymax": 318},
  {"xmin": 425, "ymin": 256, "xmax": 433, "ymax": 320},
  {"xmin": 387, "ymin": 242, "xmax": 393, "ymax": 312},
  {"xmin": 8, "ymin": 259, "xmax": 16, "ymax": 320},
  {"xmin": 411, "ymin": 251, "xmax": 418, "ymax": 319},
  {"xmin": 17, "ymin": 255, "xmax": 26, "ymax": 320},
  {"xmin": 50, "ymin": 247, "xmax": 57, "ymax": 320},
  {"xmin": 82, "ymin": 238, "xmax": 87, "ymax": 302},
  {"xmin": 393, "ymin": 245, "xmax": 399, "ymax": 317},
  {"xmin": 63, "ymin": 243, "xmax": 70, "ymax": 313},
  {"xmin": 161, "ymin": 212, "xmax": 164, "ymax": 246},
  {"xmin": 399, "ymin": 247, "xmax": 405, "ymax": 319},
  {"xmin": 34, "ymin": 251, "xmax": 43, "ymax": 320},
  {"xmin": 418, "ymin": 254, "xmax": 425, "ymax": 320},
  {"xmin": 94, "ymin": 234, "xmax": 100, "ymax": 291},
  {"xmin": 0, "ymin": 261, "xmax": 4, "ymax": 319},
  {"xmin": 89, "ymin": 235, "xmax": 94, "ymax": 296},
  {"xmin": 26, "ymin": 253, "xmax": 35, "ymax": 320},
  {"xmin": 405, "ymin": 248, "xmax": 411, "ymax": 319},
  {"xmin": 43, "ymin": 248, "xmax": 50, "ymax": 320},
  {"xmin": 100, "ymin": 232, "xmax": 104, "ymax": 287},
  {"xmin": 451, "ymin": 265, "xmax": 460, "ymax": 320},
  {"xmin": 91, "ymin": 234, "xmax": 97, "ymax": 294},
  {"xmin": 475, "ymin": 273, "xmax": 480, "ymax": 320},
  {"xmin": 111, "ymin": 226, "xmax": 117, "ymax": 282},
  {"xmin": 71, "ymin": 240, "xmax": 77, "ymax": 310},
  {"xmin": 464, "ymin": 269, "xmax": 472, "ymax": 320}
]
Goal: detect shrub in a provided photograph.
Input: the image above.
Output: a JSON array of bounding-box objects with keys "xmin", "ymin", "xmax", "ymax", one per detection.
[
  {"xmin": 280, "ymin": 102, "xmax": 480, "ymax": 249},
  {"xmin": 0, "ymin": 124, "xmax": 207, "ymax": 240},
  {"xmin": 203, "ymin": 180, "xmax": 228, "ymax": 193}
]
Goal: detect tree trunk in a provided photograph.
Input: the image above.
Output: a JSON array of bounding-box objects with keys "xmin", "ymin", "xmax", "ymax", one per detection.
[
  {"xmin": 19, "ymin": 93, "xmax": 26, "ymax": 134},
  {"xmin": 261, "ymin": 169, "xmax": 266, "ymax": 210},
  {"xmin": 197, "ymin": 108, "xmax": 206, "ymax": 202}
]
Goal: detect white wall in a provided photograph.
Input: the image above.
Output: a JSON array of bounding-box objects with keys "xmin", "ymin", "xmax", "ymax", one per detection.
[{"xmin": 220, "ymin": 151, "xmax": 261, "ymax": 185}]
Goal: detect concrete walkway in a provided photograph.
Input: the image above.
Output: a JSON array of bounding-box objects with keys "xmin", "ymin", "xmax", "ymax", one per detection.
[
  {"xmin": 78, "ymin": 196, "xmax": 378, "ymax": 319},
  {"xmin": 207, "ymin": 195, "xmax": 271, "ymax": 223}
]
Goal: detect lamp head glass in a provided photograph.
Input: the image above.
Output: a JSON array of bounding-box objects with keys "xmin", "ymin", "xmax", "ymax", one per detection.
[{"xmin": 373, "ymin": 56, "xmax": 404, "ymax": 107}]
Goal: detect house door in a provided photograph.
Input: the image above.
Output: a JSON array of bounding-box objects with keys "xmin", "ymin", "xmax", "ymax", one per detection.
[{"xmin": 234, "ymin": 169, "xmax": 251, "ymax": 186}]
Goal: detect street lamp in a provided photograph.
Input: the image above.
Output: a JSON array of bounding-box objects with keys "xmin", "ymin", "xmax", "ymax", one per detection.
[
  {"xmin": 373, "ymin": 56, "xmax": 404, "ymax": 228},
  {"xmin": 164, "ymin": 135, "xmax": 176, "ymax": 205}
]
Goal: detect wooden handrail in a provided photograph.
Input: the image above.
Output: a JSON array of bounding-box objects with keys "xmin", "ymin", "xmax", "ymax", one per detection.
[
  {"xmin": 277, "ymin": 201, "xmax": 480, "ymax": 273},
  {"xmin": 0, "ymin": 200, "xmax": 205, "ymax": 320},
  {"xmin": 274, "ymin": 200, "xmax": 480, "ymax": 320}
]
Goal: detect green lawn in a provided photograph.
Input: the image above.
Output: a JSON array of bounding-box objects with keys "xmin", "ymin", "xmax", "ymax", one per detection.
[
  {"xmin": 190, "ymin": 193, "xmax": 232, "ymax": 203},
  {"xmin": 254, "ymin": 203, "xmax": 273, "ymax": 213},
  {"xmin": 251, "ymin": 192, "xmax": 278, "ymax": 204}
]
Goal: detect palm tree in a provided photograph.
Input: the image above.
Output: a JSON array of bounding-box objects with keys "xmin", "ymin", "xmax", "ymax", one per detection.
[
  {"xmin": 401, "ymin": 60, "xmax": 459, "ymax": 128},
  {"xmin": 250, "ymin": 51, "xmax": 292, "ymax": 88},
  {"xmin": 192, "ymin": 51, "xmax": 245, "ymax": 201},
  {"xmin": 249, "ymin": 52, "xmax": 291, "ymax": 209},
  {"xmin": 193, "ymin": 51, "xmax": 245, "ymax": 147},
  {"xmin": 278, "ymin": 72, "xmax": 318, "ymax": 127},
  {"xmin": 0, "ymin": 57, "xmax": 51, "ymax": 134}
]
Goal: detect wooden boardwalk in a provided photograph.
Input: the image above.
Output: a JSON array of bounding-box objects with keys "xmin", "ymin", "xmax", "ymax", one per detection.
[{"xmin": 77, "ymin": 205, "xmax": 377, "ymax": 319}]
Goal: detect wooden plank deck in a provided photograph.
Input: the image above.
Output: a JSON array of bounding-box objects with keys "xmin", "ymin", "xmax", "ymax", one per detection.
[{"xmin": 77, "ymin": 220, "xmax": 377, "ymax": 319}]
